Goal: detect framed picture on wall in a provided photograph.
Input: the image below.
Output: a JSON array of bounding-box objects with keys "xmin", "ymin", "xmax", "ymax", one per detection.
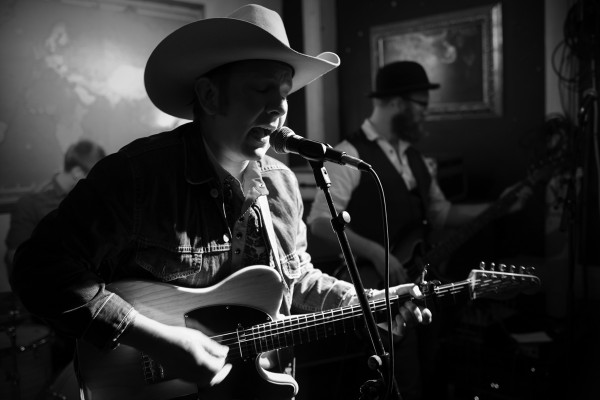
[{"xmin": 370, "ymin": 3, "xmax": 503, "ymax": 120}]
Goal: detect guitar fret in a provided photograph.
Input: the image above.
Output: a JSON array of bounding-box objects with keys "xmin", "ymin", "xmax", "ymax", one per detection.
[
  {"xmin": 301, "ymin": 314, "xmax": 308, "ymax": 343},
  {"xmin": 235, "ymin": 326, "xmax": 245, "ymax": 359}
]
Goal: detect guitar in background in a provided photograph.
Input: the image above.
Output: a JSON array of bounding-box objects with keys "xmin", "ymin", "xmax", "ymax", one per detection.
[
  {"xmin": 336, "ymin": 146, "xmax": 565, "ymax": 288},
  {"xmin": 76, "ymin": 263, "xmax": 540, "ymax": 400}
]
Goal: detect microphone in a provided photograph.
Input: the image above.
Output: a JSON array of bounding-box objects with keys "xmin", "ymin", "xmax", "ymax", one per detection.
[{"xmin": 270, "ymin": 127, "xmax": 371, "ymax": 171}]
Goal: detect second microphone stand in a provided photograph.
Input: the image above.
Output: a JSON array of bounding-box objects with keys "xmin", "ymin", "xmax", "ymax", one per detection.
[{"xmin": 308, "ymin": 160, "xmax": 401, "ymax": 400}]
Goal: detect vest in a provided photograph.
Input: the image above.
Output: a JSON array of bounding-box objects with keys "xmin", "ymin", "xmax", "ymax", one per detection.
[{"xmin": 346, "ymin": 129, "xmax": 432, "ymax": 249}]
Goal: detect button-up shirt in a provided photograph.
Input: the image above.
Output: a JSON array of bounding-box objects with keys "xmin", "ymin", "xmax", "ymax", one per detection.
[{"xmin": 307, "ymin": 119, "xmax": 451, "ymax": 229}]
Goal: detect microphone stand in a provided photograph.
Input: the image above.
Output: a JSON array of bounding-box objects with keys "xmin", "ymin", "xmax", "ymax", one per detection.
[
  {"xmin": 560, "ymin": 88, "xmax": 597, "ymax": 385},
  {"xmin": 308, "ymin": 160, "xmax": 401, "ymax": 400}
]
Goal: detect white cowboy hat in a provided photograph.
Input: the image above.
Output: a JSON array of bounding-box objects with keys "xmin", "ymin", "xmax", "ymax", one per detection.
[{"xmin": 144, "ymin": 4, "xmax": 340, "ymax": 120}]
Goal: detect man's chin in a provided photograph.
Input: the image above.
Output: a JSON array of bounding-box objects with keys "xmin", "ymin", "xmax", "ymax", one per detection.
[{"xmin": 244, "ymin": 146, "xmax": 269, "ymax": 161}]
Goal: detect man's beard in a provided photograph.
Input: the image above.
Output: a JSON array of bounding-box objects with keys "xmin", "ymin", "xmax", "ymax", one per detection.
[{"xmin": 391, "ymin": 111, "xmax": 425, "ymax": 144}]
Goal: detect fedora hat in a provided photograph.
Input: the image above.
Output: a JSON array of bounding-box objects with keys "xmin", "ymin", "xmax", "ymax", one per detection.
[
  {"xmin": 369, "ymin": 61, "xmax": 440, "ymax": 98},
  {"xmin": 144, "ymin": 4, "xmax": 340, "ymax": 120}
]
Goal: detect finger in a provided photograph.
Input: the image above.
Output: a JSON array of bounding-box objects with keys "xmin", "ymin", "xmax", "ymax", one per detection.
[
  {"xmin": 209, "ymin": 363, "xmax": 232, "ymax": 386},
  {"xmin": 421, "ymin": 307, "xmax": 433, "ymax": 325},
  {"xmin": 409, "ymin": 285, "xmax": 423, "ymax": 298},
  {"xmin": 393, "ymin": 283, "xmax": 416, "ymax": 296},
  {"xmin": 200, "ymin": 336, "xmax": 229, "ymax": 358},
  {"xmin": 392, "ymin": 314, "xmax": 407, "ymax": 337}
]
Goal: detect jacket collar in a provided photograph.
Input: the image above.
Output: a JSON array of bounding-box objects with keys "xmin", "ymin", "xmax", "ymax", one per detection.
[
  {"xmin": 182, "ymin": 122, "xmax": 216, "ymax": 185},
  {"xmin": 181, "ymin": 122, "xmax": 269, "ymax": 196}
]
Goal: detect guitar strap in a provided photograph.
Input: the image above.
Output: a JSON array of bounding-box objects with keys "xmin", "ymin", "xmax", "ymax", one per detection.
[{"xmin": 257, "ymin": 195, "xmax": 283, "ymax": 272}]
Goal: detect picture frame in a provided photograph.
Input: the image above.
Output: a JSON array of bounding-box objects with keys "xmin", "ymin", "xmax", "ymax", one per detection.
[{"xmin": 370, "ymin": 3, "xmax": 503, "ymax": 120}]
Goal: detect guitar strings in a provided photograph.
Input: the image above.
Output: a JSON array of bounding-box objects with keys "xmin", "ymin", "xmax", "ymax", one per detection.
[
  {"xmin": 209, "ymin": 280, "xmax": 475, "ymax": 360},
  {"xmin": 207, "ymin": 274, "xmax": 536, "ymax": 361}
]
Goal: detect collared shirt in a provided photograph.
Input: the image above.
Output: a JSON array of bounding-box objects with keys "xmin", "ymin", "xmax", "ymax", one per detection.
[
  {"xmin": 202, "ymin": 140, "xmax": 271, "ymax": 272},
  {"xmin": 307, "ymin": 119, "xmax": 451, "ymax": 229}
]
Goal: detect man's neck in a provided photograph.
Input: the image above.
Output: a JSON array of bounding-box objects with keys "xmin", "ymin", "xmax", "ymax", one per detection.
[
  {"xmin": 202, "ymin": 136, "xmax": 248, "ymax": 182},
  {"xmin": 368, "ymin": 112, "xmax": 398, "ymax": 146},
  {"xmin": 220, "ymin": 159, "xmax": 248, "ymax": 183}
]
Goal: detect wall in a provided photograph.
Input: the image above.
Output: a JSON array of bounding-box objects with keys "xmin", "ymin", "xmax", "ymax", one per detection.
[
  {"xmin": 337, "ymin": 0, "xmax": 545, "ymax": 195},
  {"xmin": 335, "ymin": 0, "xmax": 546, "ymax": 261},
  {"xmin": 0, "ymin": 0, "xmax": 283, "ymax": 291}
]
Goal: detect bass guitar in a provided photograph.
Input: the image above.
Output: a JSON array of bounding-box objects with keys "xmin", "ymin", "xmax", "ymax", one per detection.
[
  {"xmin": 338, "ymin": 148, "xmax": 564, "ymax": 287},
  {"xmin": 77, "ymin": 263, "xmax": 540, "ymax": 400}
]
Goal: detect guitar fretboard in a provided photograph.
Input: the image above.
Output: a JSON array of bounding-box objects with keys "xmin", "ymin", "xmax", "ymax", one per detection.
[{"xmin": 139, "ymin": 270, "xmax": 538, "ymax": 384}]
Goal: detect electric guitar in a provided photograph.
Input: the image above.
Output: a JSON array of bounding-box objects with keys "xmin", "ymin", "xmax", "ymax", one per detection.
[
  {"xmin": 403, "ymin": 149, "xmax": 564, "ymax": 282},
  {"xmin": 336, "ymin": 149, "xmax": 565, "ymax": 287},
  {"xmin": 76, "ymin": 264, "xmax": 540, "ymax": 400}
]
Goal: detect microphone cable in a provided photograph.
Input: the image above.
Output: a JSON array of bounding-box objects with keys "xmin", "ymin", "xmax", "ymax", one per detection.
[{"xmin": 364, "ymin": 166, "xmax": 397, "ymax": 400}]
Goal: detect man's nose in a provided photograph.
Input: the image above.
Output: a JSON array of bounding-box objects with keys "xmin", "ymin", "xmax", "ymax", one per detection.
[{"xmin": 266, "ymin": 91, "xmax": 287, "ymax": 118}]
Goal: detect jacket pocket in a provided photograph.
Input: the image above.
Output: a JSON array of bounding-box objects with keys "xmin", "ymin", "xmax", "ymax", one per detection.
[
  {"xmin": 280, "ymin": 252, "xmax": 302, "ymax": 279},
  {"xmin": 135, "ymin": 247, "xmax": 202, "ymax": 282}
]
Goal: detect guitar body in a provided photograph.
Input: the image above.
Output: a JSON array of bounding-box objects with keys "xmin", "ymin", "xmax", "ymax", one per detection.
[
  {"xmin": 333, "ymin": 148, "xmax": 564, "ymax": 288},
  {"xmin": 75, "ymin": 264, "xmax": 541, "ymax": 400},
  {"xmin": 77, "ymin": 266, "xmax": 297, "ymax": 400}
]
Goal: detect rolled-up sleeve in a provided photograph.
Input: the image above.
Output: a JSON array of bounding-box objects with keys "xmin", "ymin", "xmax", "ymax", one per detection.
[
  {"xmin": 10, "ymin": 153, "xmax": 137, "ymax": 351},
  {"xmin": 425, "ymin": 163, "xmax": 452, "ymax": 229},
  {"xmin": 291, "ymin": 179, "xmax": 356, "ymax": 313}
]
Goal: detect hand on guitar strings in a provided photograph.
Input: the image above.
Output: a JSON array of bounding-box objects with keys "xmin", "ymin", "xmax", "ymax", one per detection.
[
  {"xmin": 500, "ymin": 182, "xmax": 533, "ymax": 214},
  {"xmin": 120, "ymin": 313, "xmax": 231, "ymax": 387},
  {"xmin": 360, "ymin": 284, "xmax": 433, "ymax": 340}
]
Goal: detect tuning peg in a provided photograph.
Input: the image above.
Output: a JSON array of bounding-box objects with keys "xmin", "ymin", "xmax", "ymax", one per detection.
[
  {"xmin": 499, "ymin": 264, "xmax": 507, "ymax": 272},
  {"xmin": 519, "ymin": 266, "xmax": 526, "ymax": 274},
  {"xmin": 490, "ymin": 262, "xmax": 496, "ymax": 271},
  {"xmin": 479, "ymin": 261, "xmax": 486, "ymax": 270}
]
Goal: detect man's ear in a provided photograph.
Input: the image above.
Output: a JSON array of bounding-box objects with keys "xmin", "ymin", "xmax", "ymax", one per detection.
[
  {"xmin": 71, "ymin": 166, "xmax": 86, "ymax": 181},
  {"xmin": 194, "ymin": 77, "xmax": 219, "ymax": 116},
  {"xmin": 391, "ymin": 97, "xmax": 406, "ymax": 112}
]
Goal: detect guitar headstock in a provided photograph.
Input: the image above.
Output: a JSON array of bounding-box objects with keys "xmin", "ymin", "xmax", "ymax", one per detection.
[
  {"xmin": 524, "ymin": 139, "xmax": 568, "ymax": 187},
  {"xmin": 467, "ymin": 261, "xmax": 541, "ymax": 300}
]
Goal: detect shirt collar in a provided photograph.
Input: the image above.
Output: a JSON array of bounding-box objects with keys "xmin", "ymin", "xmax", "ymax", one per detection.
[
  {"xmin": 361, "ymin": 118, "xmax": 411, "ymax": 156},
  {"xmin": 182, "ymin": 122, "xmax": 215, "ymax": 185},
  {"xmin": 182, "ymin": 122, "xmax": 268, "ymax": 197}
]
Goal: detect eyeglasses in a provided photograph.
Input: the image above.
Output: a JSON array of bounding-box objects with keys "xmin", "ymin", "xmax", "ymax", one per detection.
[{"xmin": 402, "ymin": 97, "xmax": 429, "ymax": 108}]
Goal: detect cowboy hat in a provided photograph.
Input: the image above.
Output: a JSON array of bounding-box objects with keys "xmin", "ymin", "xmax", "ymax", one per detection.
[
  {"xmin": 144, "ymin": 4, "xmax": 340, "ymax": 120},
  {"xmin": 369, "ymin": 61, "xmax": 440, "ymax": 98}
]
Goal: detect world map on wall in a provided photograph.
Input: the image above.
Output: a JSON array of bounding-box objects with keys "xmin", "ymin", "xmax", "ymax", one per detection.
[{"xmin": 0, "ymin": 0, "xmax": 195, "ymax": 206}]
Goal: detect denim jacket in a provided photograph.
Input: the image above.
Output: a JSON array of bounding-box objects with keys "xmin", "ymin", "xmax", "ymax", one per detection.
[{"xmin": 11, "ymin": 123, "xmax": 354, "ymax": 350}]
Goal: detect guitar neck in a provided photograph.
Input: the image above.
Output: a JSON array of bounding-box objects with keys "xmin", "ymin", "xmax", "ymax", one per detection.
[
  {"xmin": 421, "ymin": 182, "xmax": 526, "ymax": 268},
  {"xmin": 76, "ymin": 266, "xmax": 539, "ymax": 399},
  {"xmin": 226, "ymin": 279, "xmax": 473, "ymax": 359}
]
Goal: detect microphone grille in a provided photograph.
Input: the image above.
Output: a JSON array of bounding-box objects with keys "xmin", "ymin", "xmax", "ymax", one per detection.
[{"xmin": 270, "ymin": 126, "xmax": 294, "ymax": 154}]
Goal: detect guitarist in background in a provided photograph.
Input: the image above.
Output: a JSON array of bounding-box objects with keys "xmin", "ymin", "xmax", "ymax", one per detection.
[
  {"xmin": 307, "ymin": 61, "xmax": 531, "ymax": 400},
  {"xmin": 10, "ymin": 5, "xmax": 431, "ymax": 399}
]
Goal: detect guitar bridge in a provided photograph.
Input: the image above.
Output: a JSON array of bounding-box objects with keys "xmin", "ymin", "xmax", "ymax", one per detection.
[{"xmin": 141, "ymin": 352, "xmax": 166, "ymax": 384}]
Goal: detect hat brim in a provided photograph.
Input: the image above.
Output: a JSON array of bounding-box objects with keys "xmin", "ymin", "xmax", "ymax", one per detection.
[
  {"xmin": 368, "ymin": 82, "xmax": 440, "ymax": 98},
  {"xmin": 144, "ymin": 18, "xmax": 340, "ymax": 120}
]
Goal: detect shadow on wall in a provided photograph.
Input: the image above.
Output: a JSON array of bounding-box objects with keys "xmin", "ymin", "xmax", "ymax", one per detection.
[{"xmin": 0, "ymin": 214, "xmax": 10, "ymax": 291}]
